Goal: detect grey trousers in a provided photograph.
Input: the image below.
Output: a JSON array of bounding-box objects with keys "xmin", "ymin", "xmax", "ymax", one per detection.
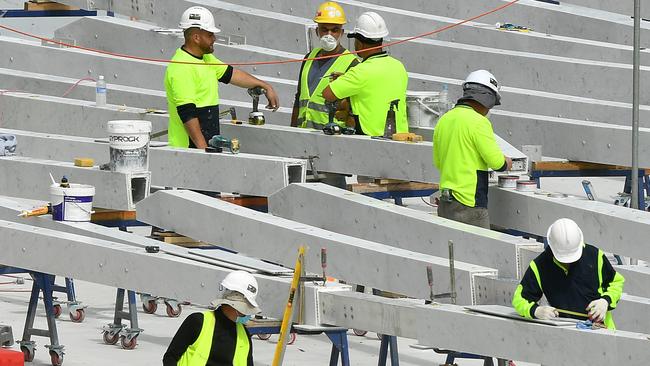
[{"xmin": 437, "ymin": 198, "xmax": 490, "ymax": 229}]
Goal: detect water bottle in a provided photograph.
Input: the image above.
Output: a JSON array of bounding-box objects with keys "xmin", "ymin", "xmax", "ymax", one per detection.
[
  {"xmin": 96, "ymin": 75, "xmax": 107, "ymax": 106},
  {"xmin": 439, "ymin": 84, "xmax": 449, "ymax": 114}
]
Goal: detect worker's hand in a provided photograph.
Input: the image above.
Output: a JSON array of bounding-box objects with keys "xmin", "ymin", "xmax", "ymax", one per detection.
[
  {"xmin": 263, "ymin": 85, "xmax": 280, "ymax": 111},
  {"xmin": 329, "ymin": 72, "xmax": 344, "ymax": 81},
  {"xmin": 587, "ymin": 298, "xmax": 608, "ymax": 323},
  {"xmin": 505, "ymin": 156, "xmax": 513, "ymax": 171},
  {"xmin": 534, "ymin": 306, "xmax": 558, "ymax": 320}
]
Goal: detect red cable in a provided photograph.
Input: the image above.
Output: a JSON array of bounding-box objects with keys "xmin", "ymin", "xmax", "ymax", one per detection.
[
  {"xmin": 61, "ymin": 77, "xmax": 97, "ymax": 97},
  {"xmin": 0, "ymin": 0, "xmax": 519, "ymax": 67}
]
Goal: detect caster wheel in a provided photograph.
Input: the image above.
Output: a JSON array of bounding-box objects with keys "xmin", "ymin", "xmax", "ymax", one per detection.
[
  {"xmin": 69, "ymin": 309, "xmax": 85, "ymax": 323},
  {"xmin": 353, "ymin": 329, "xmax": 367, "ymax": 336},
  {"xmin": 376, "ymin": 333, "xmax": 383, "ymax": 340},
  {"xmin": 142, "ymin": 300, "xmax": 157, "ymax": 314},
  {"xmin": 166, "ymin": 303, "xmax": 182, "ymax": 318},
  {"xmin": 256, "ymin": 333, "xmax": 271, "ymax": 340},
  {"xmin": 102, "ymin": 331, "xmax": 119, "ymax": 345},
  {"xmin": 50, "ymin": 351, "xmax": 63, "ymax": 366},
  {"xmin": 287, "ymin": 332, "xmax": 296, "ymax": 345},
  {"xmin": 21, "ymin": 346, "xmax": 35, "ymax": 362},
  {"xmin": 121, "ymin": 336, "xmax": 137, "ymax": 350},
  {"xmin": 53, "ymin": 304, "xmax": 62, "ymax": 319}
]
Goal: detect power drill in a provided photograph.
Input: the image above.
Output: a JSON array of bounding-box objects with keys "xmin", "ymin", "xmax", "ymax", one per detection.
[
  {"xmin": 207, "ymin": 135, "xmax": 240, "ymax": 154},
  {"xmin": 323, "ymin": 100, "xmax": 355, "ymax": 135},
  {"xmin": 247, "ymin": 87, "xmax": 266, "ymax": 125}
]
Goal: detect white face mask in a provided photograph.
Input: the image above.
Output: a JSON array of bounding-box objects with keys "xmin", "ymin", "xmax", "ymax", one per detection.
[{"xmin": 319, "ymin": 34, "xmax": 338, "ymax": 52}]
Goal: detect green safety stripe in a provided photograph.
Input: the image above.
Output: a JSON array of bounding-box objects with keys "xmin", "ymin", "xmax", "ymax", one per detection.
[
  {"xmin": 530, "ymin": 261, "xmax": 543, "ymax": 293},
  {"xmin": 512, "ymin": 284, "xmax": 535, "ymax": 319},
  {"xmin": 177, "ymin": 311, "xmax": 215, "ymax": 366}
]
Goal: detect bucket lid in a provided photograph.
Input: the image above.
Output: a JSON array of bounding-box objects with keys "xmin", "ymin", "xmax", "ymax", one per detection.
[
  {"xmin": 107, "ymin": 120, "xmax": 152, "ymax": 134},
  {"xmin": 406, "ymin": 90, "xmax": 441, "ymax": 98},
  {"xmin": 50, "ymin": 183, "xmax": 96, "ymax": 196}
]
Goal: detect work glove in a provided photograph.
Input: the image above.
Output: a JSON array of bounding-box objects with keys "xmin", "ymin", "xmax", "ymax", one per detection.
[
  {"xmin": 534, "ymin": 306, "xmax": 558, "ymax": 320},
  {"xmin": 587, "ymin": 298, "xmax": 608, "ymax": 323}
]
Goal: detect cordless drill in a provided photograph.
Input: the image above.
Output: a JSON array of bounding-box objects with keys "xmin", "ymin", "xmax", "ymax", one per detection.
[{"xmin": 247, "ymin": 87, "xmax": 266, "ymax": 125}]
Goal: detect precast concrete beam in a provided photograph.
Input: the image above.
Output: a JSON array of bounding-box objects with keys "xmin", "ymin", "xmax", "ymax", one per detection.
[
  {"xmin": 268, "ymin": 183, "xmax": 540, "ymax": 278},
  {"xmin": 53, "ymin": 16, "xmax": 300, "ymax": 81},
  {"xmin": 0, "ymin": 36, "xmax": 297, "ymax": 109},
  {"xmin": 319, "ymin": 291, "xmax": 650, "ymax": 366},
  {"xmin": 219, "ymin": 123, "xmax": 527, "ymax": 182},
  {"xmin": 0, "ymin": 156, "xmax": 149, "ymax": 210},
  {"xmin": 490, "ymin": 109, "xmax": 650, "ymax": 166},
  {"xmin": 488, "ymin": 187, "xmax": 650, "ymax": 262},
  {"xmin": 366, "ymin": 0, "xmax": 650, "ymax": 46},
  {"xmin": 233, "ymin": 0, "xmax": 650, "ymax": 65},
  {"xmin": 0, "ymin": 219, "xmax": 291, "ymax": 317},
  {"xmin": 0, "ymin": 195, "xmax": 292, "ymax": 275},
  {"xmin": 614, "ymin": 265, "xmax": 650, "ymax": 299},
  {"xmin": 0, "ymin": 128, "xmax": 306, "ymax": 196},
  {"xmin": 57, "ymin": 0, "xmax": 313, "ymax": 52},
  {"xmin": 136, "ymin": 190, "xmax": 499, "ymax": 303}
]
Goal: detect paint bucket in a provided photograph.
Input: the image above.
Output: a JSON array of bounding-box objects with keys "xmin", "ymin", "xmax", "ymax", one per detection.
[
  {"xmin": 50, "ymin": 183, "xmax": 95, "ymax": 222},
  {"xmin": 497, "ymin": 175, "xmax": 519, "ymax": 189},
  {"xmin": 406, "ymin": 91, "xmax": 441, "ymax": 128},
  {"xmin": 516, "ymin": 180, "xmax": 537, "ymax": 192},
  {"xmin": 107, "ymin": 120, "xmax": 152, "ymax": 173}
]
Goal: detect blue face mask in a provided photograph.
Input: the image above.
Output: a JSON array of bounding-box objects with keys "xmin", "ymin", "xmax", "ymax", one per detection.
[{"xmin": 236, "ymin": 315, "xmax": 252, "ymax": 324}]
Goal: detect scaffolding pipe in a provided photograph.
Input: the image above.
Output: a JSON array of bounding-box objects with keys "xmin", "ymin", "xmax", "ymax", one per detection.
[{"xmin": 632, "ymin": 0, "xmax": 641, "ymax": 210}]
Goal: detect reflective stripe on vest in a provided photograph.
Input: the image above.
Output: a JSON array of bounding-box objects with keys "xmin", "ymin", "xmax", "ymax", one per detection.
[
  {"xmin": 298, "ymin": 48, "xmax": 357, "ymax": 128},
  {"xmin": 176, "ymin": 311, "xmax": 250, "ymax": 366},
  {"xmin": 177, "ymin": 311, "xmax": 215, "ymax": 366}
]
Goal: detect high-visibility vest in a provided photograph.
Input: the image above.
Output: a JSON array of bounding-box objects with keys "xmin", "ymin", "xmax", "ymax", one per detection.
[
  {"xmin": 297, "ymin": 48, "xmax": 358, "ymax": 128},
  {"xmin": 177, "ymin": 311, "xmax": 250, "ymax": 366}
]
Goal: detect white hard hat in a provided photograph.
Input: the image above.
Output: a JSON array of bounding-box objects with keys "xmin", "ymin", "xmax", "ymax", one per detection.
[
  {"xmin": 463, "ymin": 70, "xmax": 501, "ymax": 98},
  {"xmin": 546, "ymin": 218, "xmax": 584, "ymax": 263},
  {"xmin": 348, "ymin": 11, "xmax": 389, "ymax": 40},
  {"xmin": 220, "ymin": 270, "xmax": 259, "ymax": 310},
  {"xmin": 179, "ymin": 6, "xmax": 220, "ymax": 34}
]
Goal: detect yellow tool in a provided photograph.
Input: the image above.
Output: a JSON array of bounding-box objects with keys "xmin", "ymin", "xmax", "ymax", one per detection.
[
  {"xmin": 392, "ymin": 132, "xmax": 423, "ymax": 142},
  {"xmin": 556, "ymin": 308, "xmax": 589, "ymax": 318},
  {"xmin": 18, "ymin": 205, "xmax": 51, "ymax": 218},
  {"xmin": 74, "ymin": 158, "xmax": 94, "ymax": 167},
  {"xmin": 272, "ymin": 246, "xmax": 305, "ymax": 366}
]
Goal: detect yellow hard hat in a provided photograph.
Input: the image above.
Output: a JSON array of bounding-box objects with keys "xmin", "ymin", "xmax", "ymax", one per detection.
[{"xmin": 314, "ymin": 2, "xmax": 346, "ymax": 25}]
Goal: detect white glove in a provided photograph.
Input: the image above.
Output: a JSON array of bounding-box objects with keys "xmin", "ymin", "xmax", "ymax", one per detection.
[
  {"xmin": 587, "ymin": 298, "xmax": 608, "ymax": 323},
  {"xmin": 534, "ymin": 306, "xmax": 558, "ymax": 320}
]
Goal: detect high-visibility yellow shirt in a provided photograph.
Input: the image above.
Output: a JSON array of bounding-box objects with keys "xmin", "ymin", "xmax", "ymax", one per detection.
[
  {"xmin": 165, "ymin": 48, "xmax": 229, "ymax": 148},
  {"xmin": 328, "ymin": 52, "xmax": 409, "ymax": 136},
  {"xmin": 433, "ymin": 105, "xmax": 506, "ymax": 208},
  {"xmin": 297, "ymin": 47, "xmax": 358, "ymax": 128}
]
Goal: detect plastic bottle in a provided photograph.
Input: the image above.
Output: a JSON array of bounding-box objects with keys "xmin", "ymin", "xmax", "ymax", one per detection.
[
  {"xmin": 96, "ymin": 75, "xmax": 107, "ymax": 106},
  {"xmin": 439, "ymin": 84, "xmax": 449, "ymax": 114}
]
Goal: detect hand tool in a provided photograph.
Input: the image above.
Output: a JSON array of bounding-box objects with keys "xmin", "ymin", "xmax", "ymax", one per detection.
[
  {"xmin": 248, "ymin": 87, "xmax": 266, "ymax": 125},
  {"xmin": 207, "ymin": 135, "xmax": 240, "ymax": 154}
]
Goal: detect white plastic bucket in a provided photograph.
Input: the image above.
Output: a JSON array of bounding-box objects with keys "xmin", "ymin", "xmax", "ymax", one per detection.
[
  {"xmin": 406, "ymin": 91, "xmax": 440, "ymax": 128},
  {"xmin": 107, "ymin": 120, "xmax": 152, "ymax": 173},
  {"xmin": 50, "ymin": 184, "xmax": 95, "ymax": 222}
]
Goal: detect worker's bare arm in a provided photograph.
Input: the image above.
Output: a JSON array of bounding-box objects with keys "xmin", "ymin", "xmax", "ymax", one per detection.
[
  {"xmin": 229, "ymin": 69, "xmax": 280, "ymax": 111},
  {"xmin": 183, "ymin": 118, "xmax": 208, "ymax": 149},
  {"xmin": 322, "ymin": 85, "xmax": 338, "ymax": 102},
  {"xmin": 505, "ymin": 156, "xmax": 513, "ymax": 170}
]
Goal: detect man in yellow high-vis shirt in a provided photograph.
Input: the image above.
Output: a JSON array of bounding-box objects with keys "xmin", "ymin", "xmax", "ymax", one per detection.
[
  {"xmin": 291, "ymin": 2, "xmax": 359, "ymax": 130},
  {"xmin": 322, "ymin": 11, "xmax": 409, "ymax": 136},
  {"xmin": 165, "ymin": 6, "xmax": 279, "ymax": 149},
  {"xmin": 433, "ymin": 70, "xmax": 512, "ymax": 229},
  {"xmin": 163, "ymin": 270, "xmax": 260, "ymax": 366}
]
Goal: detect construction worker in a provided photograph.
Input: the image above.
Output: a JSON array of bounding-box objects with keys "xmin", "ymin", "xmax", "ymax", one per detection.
[
  {"xmin": 433, "ymin": 70, "xmax": 512, "ymax": 229},
  {"xmin": 165, "ymin": 6, "xmax": 279, "ymax": 149},
  {"xmin": 322, "ymin": 12, "xmax": 409, "ymax": 136},
  {"xmin": 163, "ymin": 270, "xmax": 260, "ymax": 365},
  {"xmin": 291, "ymin": 1, "xmax": 359, "ymax": 130},
  {"xmin": 513, "ymin": 218, "xmax": 625, "ymax": 329}
]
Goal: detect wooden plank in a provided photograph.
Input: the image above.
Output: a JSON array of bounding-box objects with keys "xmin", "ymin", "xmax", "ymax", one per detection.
[
  {"xmin": 348, "ymin": 182, "xmax": 439, "ymax": 194},
  {"xmin": 90, "ymin": 209, "xmax": 136, "ymax": 222},
  {"xmin": 533, "ymin": 161, "xmax": 650, "ymax": 173},
  {"xmin": 24, "ymin": 1, "xmax": 79, "ymax": 11}
]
